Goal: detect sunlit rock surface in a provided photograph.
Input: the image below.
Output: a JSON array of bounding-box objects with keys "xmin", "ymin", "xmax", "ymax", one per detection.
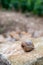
[{"xmin": 0, "ymin": 32, "xmax": 43, "ymax": 65}]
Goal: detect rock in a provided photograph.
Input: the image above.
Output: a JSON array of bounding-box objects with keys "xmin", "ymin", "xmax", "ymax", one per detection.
[
  {"xmin": 21, "ymin": 31, "xmax": 31, "ymax": 37},
  {"xmin": 34, "ymin": 57, "xmax": 43, "ymax": 65},
  {"xmin": 0, "ymin": 35, "xmax": 6, "ymax": 43},
  {"xmin": 32, "ymin": 31, "xmax": 43, "ymax": 38},
  {"xmin": 0, "ymin": 54, "xmax": 11, "ymax": 65},
  {"xmin": 9, "ymin": 31, "xmax": 20, "ymax": 41},
  {"xmin": 21, "ymin": 40, "xmax": 34, "ymax": 52},
  {"xmin": 0, "ymin": 38, "xmax": 43, "ymax": 65}
]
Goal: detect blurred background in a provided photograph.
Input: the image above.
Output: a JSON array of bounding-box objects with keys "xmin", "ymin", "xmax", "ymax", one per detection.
[
  {"xmin": 0, "ymin": 0, "xmax": 43, "ymax": 15},
  {"xmin": 0, "ymin": 0, "xmax": 43, "ymax": 37}
]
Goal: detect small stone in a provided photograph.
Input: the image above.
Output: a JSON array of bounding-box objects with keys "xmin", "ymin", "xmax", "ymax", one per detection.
[
  {"xmin": 21, "ymin": 31, "xmax": 32, "ymax": 37},
  {"xmin": 9, "ymin": 31, "xmax": 20, "ymax": 41},
  {"xmin": 21, "ymin": 40, "xmax": 34, "ymax": 52}
]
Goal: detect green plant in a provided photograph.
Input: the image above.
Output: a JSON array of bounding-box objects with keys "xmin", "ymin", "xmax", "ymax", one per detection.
[
  {"xmin": 0, "ymin": 0, "xmax": 1, "ymax": 4},
  {"xmin": 12, "ymin": 0, "xmax": 20, "ymax": 11},
  {"xmin": 27, "ymin": 0, "xmax": 32, "ymax": 12},
  {"xmin": 31, "ymin": 0, "xmax": 36, "ymax": 11},
  {"xmin": 1, "ymin": 0, "xmax": 11, "ymax": 9},
  {"xmin": 27, "ymin": 0, "xmax": 36, "ymax": 12},
  {"xmin": 34, "ymin": 0, "xmax": 43, "ymax": 16},
  {"xmin": 20, "ymin": 0, "xmax": 27, "ymax": 12}
]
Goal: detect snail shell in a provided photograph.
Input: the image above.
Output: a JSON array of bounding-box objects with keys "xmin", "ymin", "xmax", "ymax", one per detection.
[{"xmin": 21, "ymin": 40, "xmax": 34, "ymax": 52}]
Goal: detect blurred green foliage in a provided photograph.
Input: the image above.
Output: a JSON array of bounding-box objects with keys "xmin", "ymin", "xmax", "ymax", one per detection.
[
  {"xmin": 20, "ymin": 0, "xmax": 27, "ymax": 12},
  {"xmin": 9, "ymin": 0, "xmax": 19, "ymax": 11},
  {"xmin": 34, "ymin": 0, "xmax": 43, "ymax": 16},
  {"xmin": 0, "ymin": 0, "xmax": 43, "ymax": 16},
  {"xmin": 1, "ymin": 0, "xmax": 10, "ymax": 9}
]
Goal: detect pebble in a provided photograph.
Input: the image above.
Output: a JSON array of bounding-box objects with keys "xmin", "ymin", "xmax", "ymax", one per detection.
[{"xmin": 9, "ymin": 31, "xmax": 20, "ymax": 41}]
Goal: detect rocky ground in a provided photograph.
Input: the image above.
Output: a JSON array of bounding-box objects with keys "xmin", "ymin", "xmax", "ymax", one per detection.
[
  {"xmin": 0, "ymin": 11, "xmax": 43, "ymax": 37},
  {"xmin": 0, "ymin": 31, "xmax": 43, "ymax": 65},
  {"xmin": 0, "ymin": 11, "xmax": 43, "ymax": 65}
]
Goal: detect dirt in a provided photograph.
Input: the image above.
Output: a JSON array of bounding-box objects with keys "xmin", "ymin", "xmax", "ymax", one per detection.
[{"xmin": 0, "ymin": 11, "xmax": 43, "ymax": 37}]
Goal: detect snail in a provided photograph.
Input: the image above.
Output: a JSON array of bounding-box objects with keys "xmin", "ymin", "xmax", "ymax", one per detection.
[{"xmin": 21, "ymin": 40, "xmax": 34, "ymax": 52}]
